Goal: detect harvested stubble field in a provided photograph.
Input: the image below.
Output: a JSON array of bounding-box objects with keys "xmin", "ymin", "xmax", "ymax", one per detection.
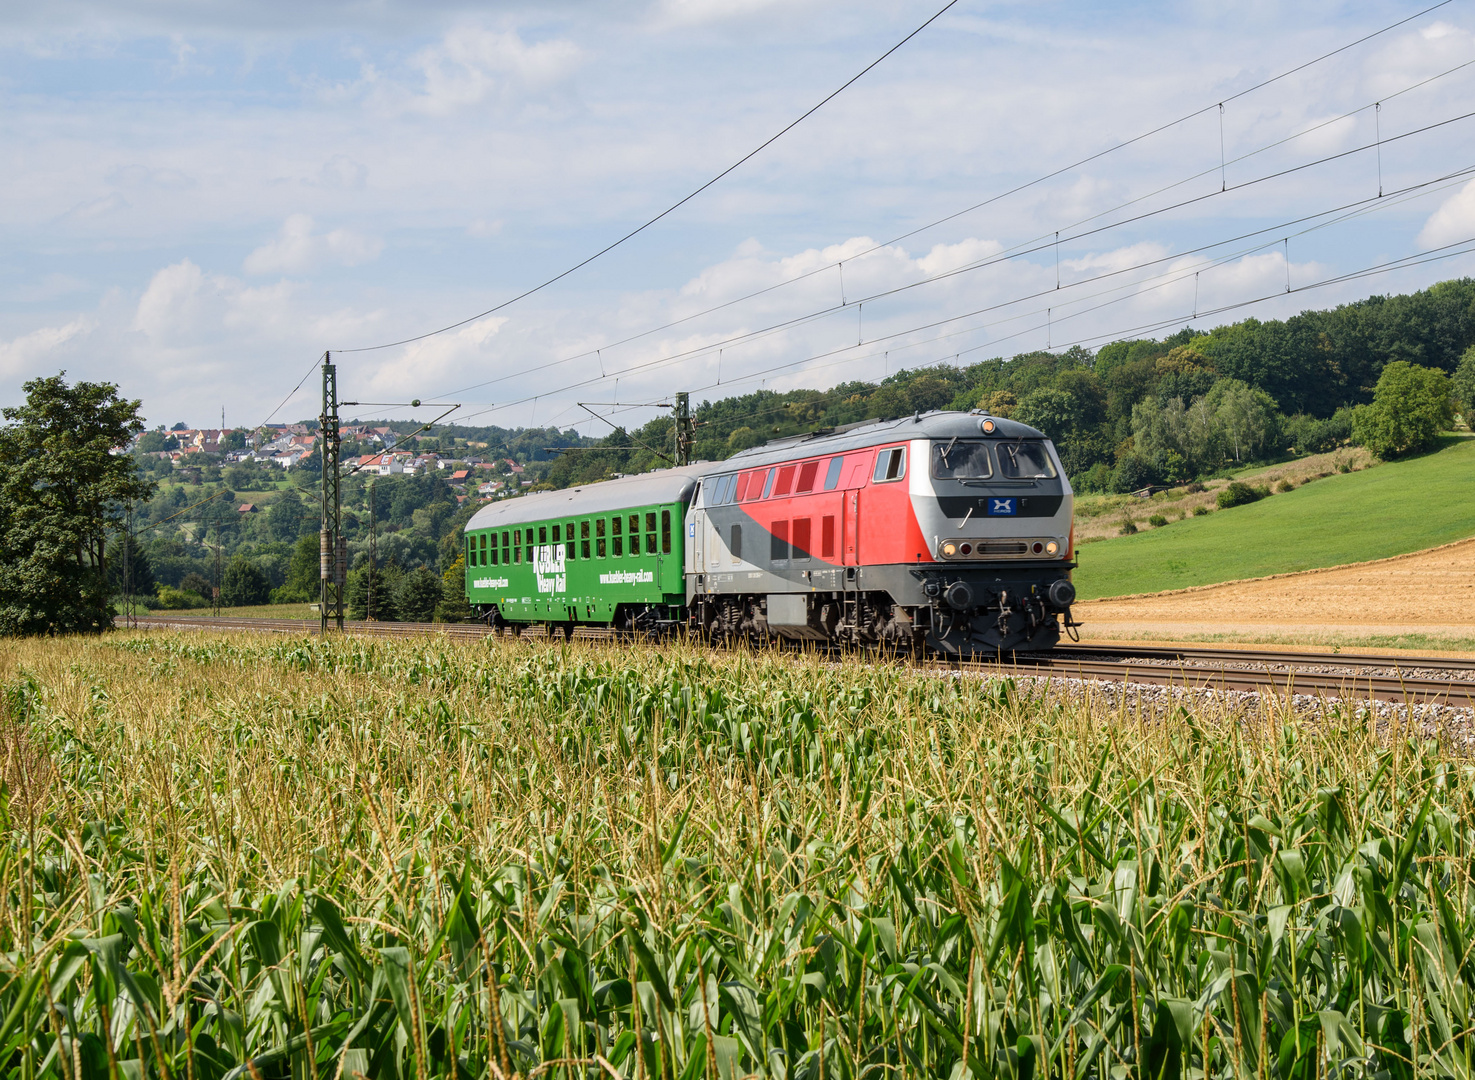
[{"xmin": 0, "ymin": 631, "xmax": 1472, "ymax": 1080}]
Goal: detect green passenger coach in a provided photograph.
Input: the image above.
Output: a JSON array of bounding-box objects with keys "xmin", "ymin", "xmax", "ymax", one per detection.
[{"xmin": 463, "ymin": 465, "xmax": 705, "ymax": 633}]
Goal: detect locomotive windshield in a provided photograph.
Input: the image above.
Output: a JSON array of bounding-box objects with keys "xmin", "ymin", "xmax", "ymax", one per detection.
[
  {"xmin": 998, "ymin": 440, "xmax": 1057, "ymax": 479},
  {"xmin": 931, "ymin": 439, "xmax": 993, "ymax": 479}
]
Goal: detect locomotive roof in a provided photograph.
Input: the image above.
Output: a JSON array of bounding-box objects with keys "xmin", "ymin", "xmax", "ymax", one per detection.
[
  {"xmin": 714, "ymin": 411, "xmax": 1047, "ymax": 472},
  {"xmin": 465, "ymin": 463, "xmax": 706, "ymax": 532}
]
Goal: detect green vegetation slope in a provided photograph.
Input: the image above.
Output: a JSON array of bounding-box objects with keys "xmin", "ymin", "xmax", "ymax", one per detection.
[{"xmin": 1073, "ymin": 434, "xmax": 1475, "ymax": 599}]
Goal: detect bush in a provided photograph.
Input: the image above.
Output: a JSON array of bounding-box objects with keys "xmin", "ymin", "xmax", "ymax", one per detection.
[
  {"xmin": 1075, "ymin": 461, "xmax": 1114, "ymax": 493},
  {"xmin": 1216, "ymin": 481, "xmax": 1266, "ymax": 509},
  {"xmin": 219, "ymin": 556, "xmax": 271, "ymax": 606},
  {"xmin": 1109, "ymin": 453, "xmax": 1157, "ymax": 494},
  {"xmin": 1119, "ymin": 521, "xmax": 1138, "ymax": 535},
  {"xmin": 1351, "ymin": 361, "xmax": 1453, "ymax": 458},
  {"xmin": 179, "ymin": 571, "xmax": 212, "ymax": 597},
  {"xmin": 1148, "ymin": 514, "xmax": 1168, "ymax": 527},
  {"xmin": 1275, "ymin": 479, "xmax": 1294, "ymax": 492},
  {"xmin": 154, "ymin": 584, "xmax": 208, "ymax": 609},
  {"xmin": 1193, "ymin": 505, "xmax": 1210, "ymax": 515}
]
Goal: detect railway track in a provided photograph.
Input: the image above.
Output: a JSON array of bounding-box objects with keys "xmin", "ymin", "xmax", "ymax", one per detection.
[{"xmin": 120, "ymin": 614, "xmax": 1475, "ymax": 707}]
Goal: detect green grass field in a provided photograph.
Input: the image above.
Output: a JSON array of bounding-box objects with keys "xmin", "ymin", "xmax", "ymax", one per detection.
[
  {"xmin": 141, "ymin": 601, "xmax": 318, "ymax": 619},
  {"xmin": 1074, "ymin": 434, "xmax": 1475, "ymax": 600}
]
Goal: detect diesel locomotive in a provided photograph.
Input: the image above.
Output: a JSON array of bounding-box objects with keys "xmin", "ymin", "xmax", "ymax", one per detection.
[{"xmin": 463, "ymin": 410, "xmax": 1077, "ymax": 653}]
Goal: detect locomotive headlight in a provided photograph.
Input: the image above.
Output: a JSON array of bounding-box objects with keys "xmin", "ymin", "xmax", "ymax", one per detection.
[
  {"xmin": 1045, "ymin": 540, "xmax": 1059, "ymax": 556},
  {"xmin": 941, "ymin": 541, "xmax": 958, "ymax": 557}
]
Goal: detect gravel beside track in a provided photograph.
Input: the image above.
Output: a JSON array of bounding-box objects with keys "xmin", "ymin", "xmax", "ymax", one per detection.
[{"xmin": 121, "ymin": 614, "xmax": 1475, "ymax": 708}]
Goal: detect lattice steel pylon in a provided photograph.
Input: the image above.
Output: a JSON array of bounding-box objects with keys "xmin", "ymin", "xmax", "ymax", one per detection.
[
  {"xmin": 673, "ymin": 391, "xmax": 694, "ymax": 466},
  {"xmin": 319, "ymin": 352, "xmax": 346, "ymax": 632}
]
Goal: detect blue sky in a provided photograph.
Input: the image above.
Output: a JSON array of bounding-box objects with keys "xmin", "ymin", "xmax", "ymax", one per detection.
[{"xmin": 3, "ymin": 0, "xmax": 1475, "ymax": 434}]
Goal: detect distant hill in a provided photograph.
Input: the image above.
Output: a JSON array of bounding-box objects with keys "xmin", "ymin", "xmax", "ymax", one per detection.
[{"xmin": 1072, "ymin": 434, "xmax": 1475, "ymax": 600}]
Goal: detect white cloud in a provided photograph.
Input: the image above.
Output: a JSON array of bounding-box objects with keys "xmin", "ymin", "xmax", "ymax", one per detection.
[
  {"xmin": 396, "ymin": 26, "xmax": 580, "ymax": 115},
  {"xmin": 0, "ymin": 317, "xmax": 96, "ymax": 379},
  {"xmin": 244, "ymin": 214, "xmax": 383, "ymax": 275},
  {"xmin": 1418, "ymin": 180, "xmax": 1475, "ymax": 249}
]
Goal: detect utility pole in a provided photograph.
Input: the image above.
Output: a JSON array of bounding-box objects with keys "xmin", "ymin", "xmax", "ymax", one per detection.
[
  {"xmin": 319, "ymin": 352, "xmax": 346, "ymax": 632},
  {"xmin": 673, "ymin": 391, "xmax": 694, "ymax": 467},
  {"xmin": 367, "ymin": 479, "xmax": 377, "ymax": 621}
]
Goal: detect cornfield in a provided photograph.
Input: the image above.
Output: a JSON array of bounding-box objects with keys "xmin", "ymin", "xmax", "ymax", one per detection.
[{"xmin": 0, "ymin": 631, "xmax": 1470, "ymax": 1080}]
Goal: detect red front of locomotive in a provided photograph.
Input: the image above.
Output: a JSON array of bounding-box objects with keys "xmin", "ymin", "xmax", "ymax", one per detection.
[{"xmin": 686, "ymin": 412, "xmax": 1076, "ymax": 653}]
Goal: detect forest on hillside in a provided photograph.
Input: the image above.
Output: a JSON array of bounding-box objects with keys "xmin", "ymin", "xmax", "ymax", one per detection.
[{"xmin": 543, "ymin": 277, "xmax": 1475, "ymax": 493}]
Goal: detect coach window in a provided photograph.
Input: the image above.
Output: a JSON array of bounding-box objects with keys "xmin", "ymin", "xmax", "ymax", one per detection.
[
  {"xmin": 566, "ymin": 521, "xmax": 576, "ymax": 561},
  {"xmin": 730, "ymin": 523, "xmax": 742, "ymax": 562},
  {"xmin": 551, "ymin": 523, "xmax": 560, "ymax": 545},
  {"xmin": 792, "ymin": 517, "xmax": 812, "ymax": 561},
  {"xmin": 770, "ymin": 520, "xmax": 789, "ymax": 563},
  {"xmin": 611, "ymin": 516, "xmax": 623, "ymax": 557},
  {"xmin": 628, "ymin": 515, "xmax": 641, "ymax": 554},
  {"xmin": 645, "ymin": 512, "xmax": 657, "ymax": 553},
  {"xmin": 466, "ymin": 536, "xmax": 475, "ymax": 566},
  {"xmin": 581, "ymin": 520, "xmax": 591, "ymax": 560},
  {"xmin": 513, "ymin": 528, "xmax": 521, "ymax": 563},
  {"xmin": 596, "ymin": 518, "xmax": 607, "ymax": 558},
  {"xmin": 773, "ymin": 464, "xmax": 796, "ymax": 497},
  {"xmin": 796, "ymin": 460, "xmax": 819, "ymax": 493},
  {"xmin": 823, "ymin": 456, "xmax": 844, "ymax": 491},
  {"xmin": 490, "ymin": 536, "xmax": 498, "ymax": 566},
  {"xmin": 873, "ymin": 446, "xmax": 906, "ymax": 483},
  {"xmin": 502, "ymin": 531, "xmax": 510, "ymax": 562},
  {"xmin": 821, "ymin": 515, "xmax": 836, "ymax": 558},
  {"xmin": 762, "ymin": 467, "xmax": 777, "ymax": 498},
  {"xmin": 661, "ymin": 509, "xmax": 672, "ymax": 554},
  {"xmin": 539, "ymin": 525, "xmax": 548, "ymax": 545}
]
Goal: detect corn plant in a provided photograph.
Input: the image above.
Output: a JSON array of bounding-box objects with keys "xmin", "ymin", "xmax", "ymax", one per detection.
[{"xmin": 0, "ymin": 631, "xmax": 1467, "ymax": 1080}]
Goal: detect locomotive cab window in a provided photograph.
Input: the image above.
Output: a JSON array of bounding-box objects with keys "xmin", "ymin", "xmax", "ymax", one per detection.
[
  {"xmin": 873, "ymin": 446, "xmax": 906, "ymax": 483},
  {"xmin": 823, "ymin": 456, "xmax": 844, "ymax": 490},
  {"xmin": 998, "ymin": 440, "xmax": 1058, "ymax": 479},
  {"xmin": 932, "ymin": 440, "xmax": 994, "ymax": 479}
]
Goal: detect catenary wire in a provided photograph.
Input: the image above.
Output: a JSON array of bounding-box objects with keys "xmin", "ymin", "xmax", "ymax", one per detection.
[
  {"xmin": 332, "ymin": 0, "xmax": 962, "ymax": 354},
  {"xmin": 418, "ymin": 0, "xmax": 1460, "ymax": 403},
  {"xmin": 441, "ymin": 126, "xmax": 1475, "ymax": 428}
]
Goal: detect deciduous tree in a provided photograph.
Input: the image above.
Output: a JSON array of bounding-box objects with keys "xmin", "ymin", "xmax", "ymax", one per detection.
[{"xmin": 0, "ymin": 373, "xmax": 152, "ymax": 634}]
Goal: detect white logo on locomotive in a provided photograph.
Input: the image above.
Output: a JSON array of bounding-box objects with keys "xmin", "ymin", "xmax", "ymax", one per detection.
[{"xmin": 534, "ymin": 544, "xmax": 567, "ymax": 594}]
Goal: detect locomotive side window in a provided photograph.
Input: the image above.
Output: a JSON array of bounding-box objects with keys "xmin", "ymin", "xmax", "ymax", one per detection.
[
  {"xmin": 932, "ymin": 440, "xmax": 993, "ymax": 479},
  {"xmin": 743, "ymin": 470, "xmax": 765, "ymax": 501},
  {"xmin": 796, "ymin": 460, "xmax": 818, "ymax": 493},
  {"xmin": 596, "ymin": 518, "xmax": 607, "ymax": 558},
  {"xmin": 734, "ymin": 473, "xmax": 750, "ymax": 501},
  {"xmin": 774, "ymin": 465, "xmax": 796, "ymax": 497},
  {"xmin": 645, "ymin": 512, "xmax": 657, "ymax": 553},
  {"xmin": 581, "ymin": 520, "xmax": 591, "ymax": 560},
  {"xmin": 873, "ymin": 446, "xmax": 906, "ymax": 482},
  {"xmin": 821, "ymin": 515, "xmax": 836, "ymax": 558},
  {"xmin": 998, "ymin": 441, "xmax": 1058, "ymax": 479},
  {"xmin": 823, "ymin": 456, "xmax": 844, "ymax": 490},
  {"xmin": 730, "ymin": 523, "xmax": 742, "ymax": 562},
  {"xmin": 762, "ymin": 467, "xmax": 777, "ymax": 498},
  {"xmin": 661, "ymin": 509, "xmax": 671, "ymax": 554},
  {"xmin": 771, "ymin": 520, "xmax": 789, "ymax": 562},
  {"xmin": 792, "ymin": 517, "xmax": 811, "ymax": 560}
]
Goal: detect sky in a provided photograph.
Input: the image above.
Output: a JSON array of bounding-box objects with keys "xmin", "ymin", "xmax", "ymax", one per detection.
[{"xmin": 3, "ymin": 0, "xmax": 1475, "ymax": 436}]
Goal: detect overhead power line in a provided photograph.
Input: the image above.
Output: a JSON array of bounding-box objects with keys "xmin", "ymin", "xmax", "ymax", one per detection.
[
  {"xmin": 334, "ymin": 0, "xmax": 962, "ymax": 355},
  {"xmin": 415, "ymin": 0, "xmax": 1458, "ymax": 405}
]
